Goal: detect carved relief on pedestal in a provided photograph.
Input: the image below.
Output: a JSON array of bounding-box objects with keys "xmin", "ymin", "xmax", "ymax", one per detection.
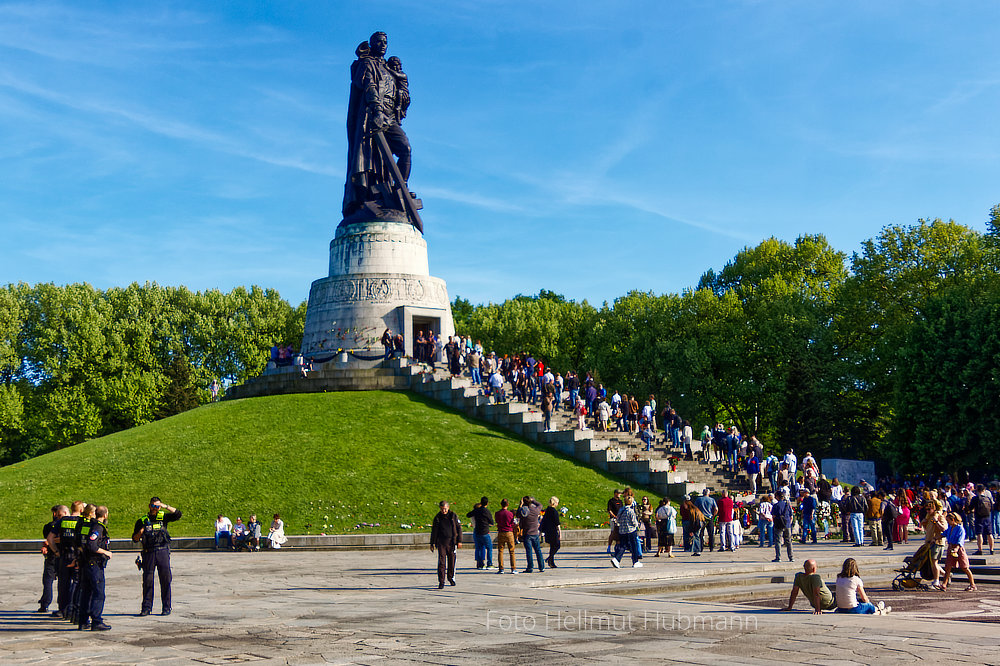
[{"xmin": 310, "ymin": 275, "xmax": 449, "ymax": 308}]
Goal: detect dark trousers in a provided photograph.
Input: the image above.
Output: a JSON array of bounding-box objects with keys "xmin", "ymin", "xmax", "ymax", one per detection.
[
  {"xmin": 39, "ymin": 557, "xmax": 57, "ymax": 609},
  {"xmin": 546, "ymin": 534, "xmax": 561, "ymax": 564},
  {"xmin": 774, "ymin": 527, "xmax": 793, "ymax": 560},
  {"xmin": 435, "ymin": 543, "xmax": 456, "ymax": 584},
  {"xmin": 383, "ymin": 122, "xmax": 411, "ymax": 181},
  {"xmin": 57, "ymin": 560, "xmax": 76, "ymax": 615},
  {"xmin": 141, "ymin": 548, "xmax": 172, "ymax": 612},
  {"xmin": 699, "ymin": 523, "xmax": 716, "ymax": 551},
  {"xmin": 77, "ymin": 562, "xmax": 105, "ymax": 626},
  {"xmin": 882, "ymin": 519, "xmax": 895, "ymax": 549}
]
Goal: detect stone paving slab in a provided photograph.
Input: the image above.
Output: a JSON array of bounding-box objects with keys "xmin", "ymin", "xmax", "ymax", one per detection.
[{"xmin": 2, "ymin": 542, "xmax": 999, "ymax": 664}]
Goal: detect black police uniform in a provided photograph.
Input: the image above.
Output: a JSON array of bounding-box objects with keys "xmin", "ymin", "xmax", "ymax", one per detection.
[
  {"xmin": 38, "ymin": 519, "xmax": 59, "ymax": 612},
  {"xmin": 70, "ymin": 516, "xmax": 95, "ymax": 624},
  {"xmin": 54, "ymin": 514, "xmax": 82, "ymax": 618},
  {"xmin": 78, "ymin": 519, "xmax": 111, "ymax": 630},
  {"xmin": 133, "ymin": 508, "xmax": 182, "ymax": 615}
]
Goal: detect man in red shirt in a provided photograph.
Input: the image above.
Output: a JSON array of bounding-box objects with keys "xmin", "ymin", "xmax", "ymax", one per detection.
[
  {"xmin": 494, "ymin": 499, "xmax": 518, "ymax": 575},
  {"xmin": 718, "ymin": 490, "xmax": 736, "ymax": 552}
]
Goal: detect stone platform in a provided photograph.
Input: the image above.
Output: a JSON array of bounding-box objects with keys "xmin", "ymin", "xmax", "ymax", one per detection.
[{"xmin": 2, "ymin": 541, "xmax": 998, "ymax": 664}]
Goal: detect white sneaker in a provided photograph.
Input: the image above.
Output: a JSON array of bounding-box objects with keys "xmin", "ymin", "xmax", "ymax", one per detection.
[
  {"xmin": 510, "ymin": 570, "xmax": 519, "ymax": 574},
  {"xmin": 883, "ymin": 605, "xmax": 892, "ymax": 614},
  {"xmin": 877, "ymin": 601, "xmax": 885, "ymax": 611},
  {"xmin": 633, "ymin": 561, "xmax": 644, "ymax": 568},
  {"xmin": 610, "ymin": 557, "xmax": 621, "ymax": 568}
]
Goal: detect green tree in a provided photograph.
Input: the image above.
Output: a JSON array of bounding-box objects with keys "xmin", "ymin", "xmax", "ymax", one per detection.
[
  {"xmin": 834, "ymin": 219, "xmax": 992, "ymax": 458},
  {"xmin": 890, "ymin": 277, "xmax": 1000, "ymax": 475}
]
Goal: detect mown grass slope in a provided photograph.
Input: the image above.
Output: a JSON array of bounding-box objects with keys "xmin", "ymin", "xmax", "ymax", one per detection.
[{"xmin": 0, "ymin": 391, "xmax": 656, "ymax": 539}]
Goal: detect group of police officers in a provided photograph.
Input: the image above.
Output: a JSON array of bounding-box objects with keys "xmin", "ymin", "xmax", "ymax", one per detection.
[{"xmin": 39, "ymin": 496, "xmax": 181, "ymax": 630}]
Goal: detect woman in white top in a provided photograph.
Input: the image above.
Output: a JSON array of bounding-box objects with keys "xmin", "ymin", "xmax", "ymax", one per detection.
[
  {"xmin": 654, "ymin": 498, "xmax": 677, "ymax": 558},
  {"xmin": 268, "ymin": 513, "xmax": 288, "ymax": 549},
  {"xmin": 835, "ymin": 558, "xmax": 889, "ymax": 614}
]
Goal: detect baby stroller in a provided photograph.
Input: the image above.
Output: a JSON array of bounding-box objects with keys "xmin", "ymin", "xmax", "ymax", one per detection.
[{"xmin": 892, "ymin": 542, "xmax": 936, "ymax": 591}]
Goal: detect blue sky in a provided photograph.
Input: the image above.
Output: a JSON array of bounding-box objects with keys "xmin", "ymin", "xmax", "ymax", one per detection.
[{"xmin": 1, "ymin": 1, "xmax": 998, "ymax": 307}]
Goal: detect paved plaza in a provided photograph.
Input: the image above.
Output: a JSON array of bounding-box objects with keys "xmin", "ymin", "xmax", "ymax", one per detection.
[{"xmin": 2, "ymin": 541, "xmax": 998, "ymax": 665}]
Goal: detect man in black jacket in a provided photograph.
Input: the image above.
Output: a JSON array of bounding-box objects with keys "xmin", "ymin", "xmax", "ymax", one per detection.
[
  {"xmin": 430, "ymin": 501, "xmax": 462, "ymax": 589},
  {"xmin": 466, "ymin": 498, "xmax": 494, "ymax": 569},
  {"xmin": 772, "ymin": 489, "xmax": 794, "ymax": 563}
]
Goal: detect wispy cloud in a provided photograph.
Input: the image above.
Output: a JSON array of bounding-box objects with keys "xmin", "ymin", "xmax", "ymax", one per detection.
[
  {"xmin": 0, "ymin": 3, "xmax": 286, "ymax": 67},
  {"xmin": 419, "ymin": 185, "xmax": 527, "ymax": 214},
  {"xmin": 0, "ymin": 72, "xmax": 337, "ymax": 175}
]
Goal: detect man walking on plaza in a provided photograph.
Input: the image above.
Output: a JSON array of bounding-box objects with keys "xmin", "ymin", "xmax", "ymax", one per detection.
[
  {"xmin": 494, "ymin": 499, "xmax": 517, "ymax": 574},
  {"xmin": 430, "ymin": 501, "xmax": 462, "ymax": 588}
]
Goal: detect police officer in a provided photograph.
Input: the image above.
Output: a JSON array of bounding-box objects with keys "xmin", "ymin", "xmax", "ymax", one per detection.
[
  {"xmin": 70, "ymin": 504, "xmax": 97, "ymax": 624},
  {"xmin": 53, "ymin": 500, "xmax": 84, "ymax": 620},
  {"xmin": 78, "ymin": 505, "xmax": 113, "ymax": 630},
  {"xmin": 38, "ymin": 505, "xmax": 67, "ymax": 613},
  {"xmin": 132, "ymin": 496, "xmax": 181, "ymax": 616}
]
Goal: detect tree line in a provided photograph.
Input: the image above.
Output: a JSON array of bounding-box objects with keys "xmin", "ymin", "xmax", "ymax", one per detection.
[
  {"xmin": 0, "ymin": 283, "xmax": 304, "ymax": 464},
  {"xmin": 454, "ymin": 208, "xmax": 1000, "ymax": 476},
  {"xmin": 3, "ymin": 209, "xmax": 997, "ymax": 475}
]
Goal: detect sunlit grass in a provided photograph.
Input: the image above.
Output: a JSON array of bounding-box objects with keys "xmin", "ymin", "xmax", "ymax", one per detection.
[{"xmin": 0, "ymin": 391, "xmax": 657, "ymax": 539}]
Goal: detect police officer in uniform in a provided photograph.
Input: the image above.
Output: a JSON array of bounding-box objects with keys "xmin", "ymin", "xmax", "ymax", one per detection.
[
  {"xmin": 53, "ymin": 500, "xmax": 84, "ymax": 620},
  {"xmin": 132, "ymin": 497, "xmax": 181, "ymax": 616},
  {"xmin": 70, "ymin": 504, "xmax": 97, "ymax": 624},
  {"xmin": 78, "ymin": 505, "xmax": 113, "ymax": 630},
  {"xmin": 38, "ymin": 505, "xmax": 67, "ymax": 613}
]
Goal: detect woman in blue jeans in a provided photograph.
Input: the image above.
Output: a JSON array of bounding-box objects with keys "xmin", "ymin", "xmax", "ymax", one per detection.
[
  {"xmin": 611, "ymin": 491, "xmax": 643, "ymax": 568},
  {"xmin": 835, "ymin": 558, "xmax": 890, "ymax": 615}
]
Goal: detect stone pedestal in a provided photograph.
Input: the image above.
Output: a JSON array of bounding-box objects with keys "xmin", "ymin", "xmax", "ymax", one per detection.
[{"xmin": 301, "ymin": 221, "xmax": 454, "ymax": 360}]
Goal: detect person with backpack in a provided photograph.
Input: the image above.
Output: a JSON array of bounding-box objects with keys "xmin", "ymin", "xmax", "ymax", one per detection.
[
  {"xmin": 970, "ymin": 484, "xmax": 995, "ymax": 556},
  {"xmin": 881, "ymin": 492, "xmax": 900, "ymax": 551},
  {"xmin": 772, "ymin": 489, "xmax": 794, "ymax": 563}
]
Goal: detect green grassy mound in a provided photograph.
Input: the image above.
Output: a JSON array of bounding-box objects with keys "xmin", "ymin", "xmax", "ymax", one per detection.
[{"xmin": 0, "ymin": 391, "xmax": 657, "ymax": 540}]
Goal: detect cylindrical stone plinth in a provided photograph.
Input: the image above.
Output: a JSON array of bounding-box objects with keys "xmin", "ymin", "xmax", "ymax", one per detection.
[
  {"xmin": 330, "ymin": 221, "xmax": 429, "ymax": 277},
  {"xmin": 301, "ymin": 221, "xmax": 455, "ymax": 360}
]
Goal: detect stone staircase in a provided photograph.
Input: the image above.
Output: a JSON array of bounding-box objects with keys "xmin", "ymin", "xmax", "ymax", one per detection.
[
  {"xmin": 389, "ymin": 358, "xmax": 761, "ymax": 500},
  {"xmin": 226, "ymin": 355, "xmax": 753, "ymax": 499}
]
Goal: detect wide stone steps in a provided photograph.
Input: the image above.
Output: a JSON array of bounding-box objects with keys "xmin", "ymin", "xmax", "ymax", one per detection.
[
  {"xmin": 390, "ymin": 359, "xmax": 762, "ymax": 498},
  {"xmin": 228, "ymin": 356, "xmax": 750, "ymax": 499}
]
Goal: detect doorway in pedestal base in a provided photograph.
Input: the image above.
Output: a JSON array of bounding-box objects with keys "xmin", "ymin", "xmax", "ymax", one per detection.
[{"xmin": 411, "ymin": 315, "xmax": 441, "ymax": 364}]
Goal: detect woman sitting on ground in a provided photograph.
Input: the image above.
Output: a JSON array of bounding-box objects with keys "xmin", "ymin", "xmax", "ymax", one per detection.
[{"xmin": 835, "ymin": 558, "xmax": 890, "ymax": 614}]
